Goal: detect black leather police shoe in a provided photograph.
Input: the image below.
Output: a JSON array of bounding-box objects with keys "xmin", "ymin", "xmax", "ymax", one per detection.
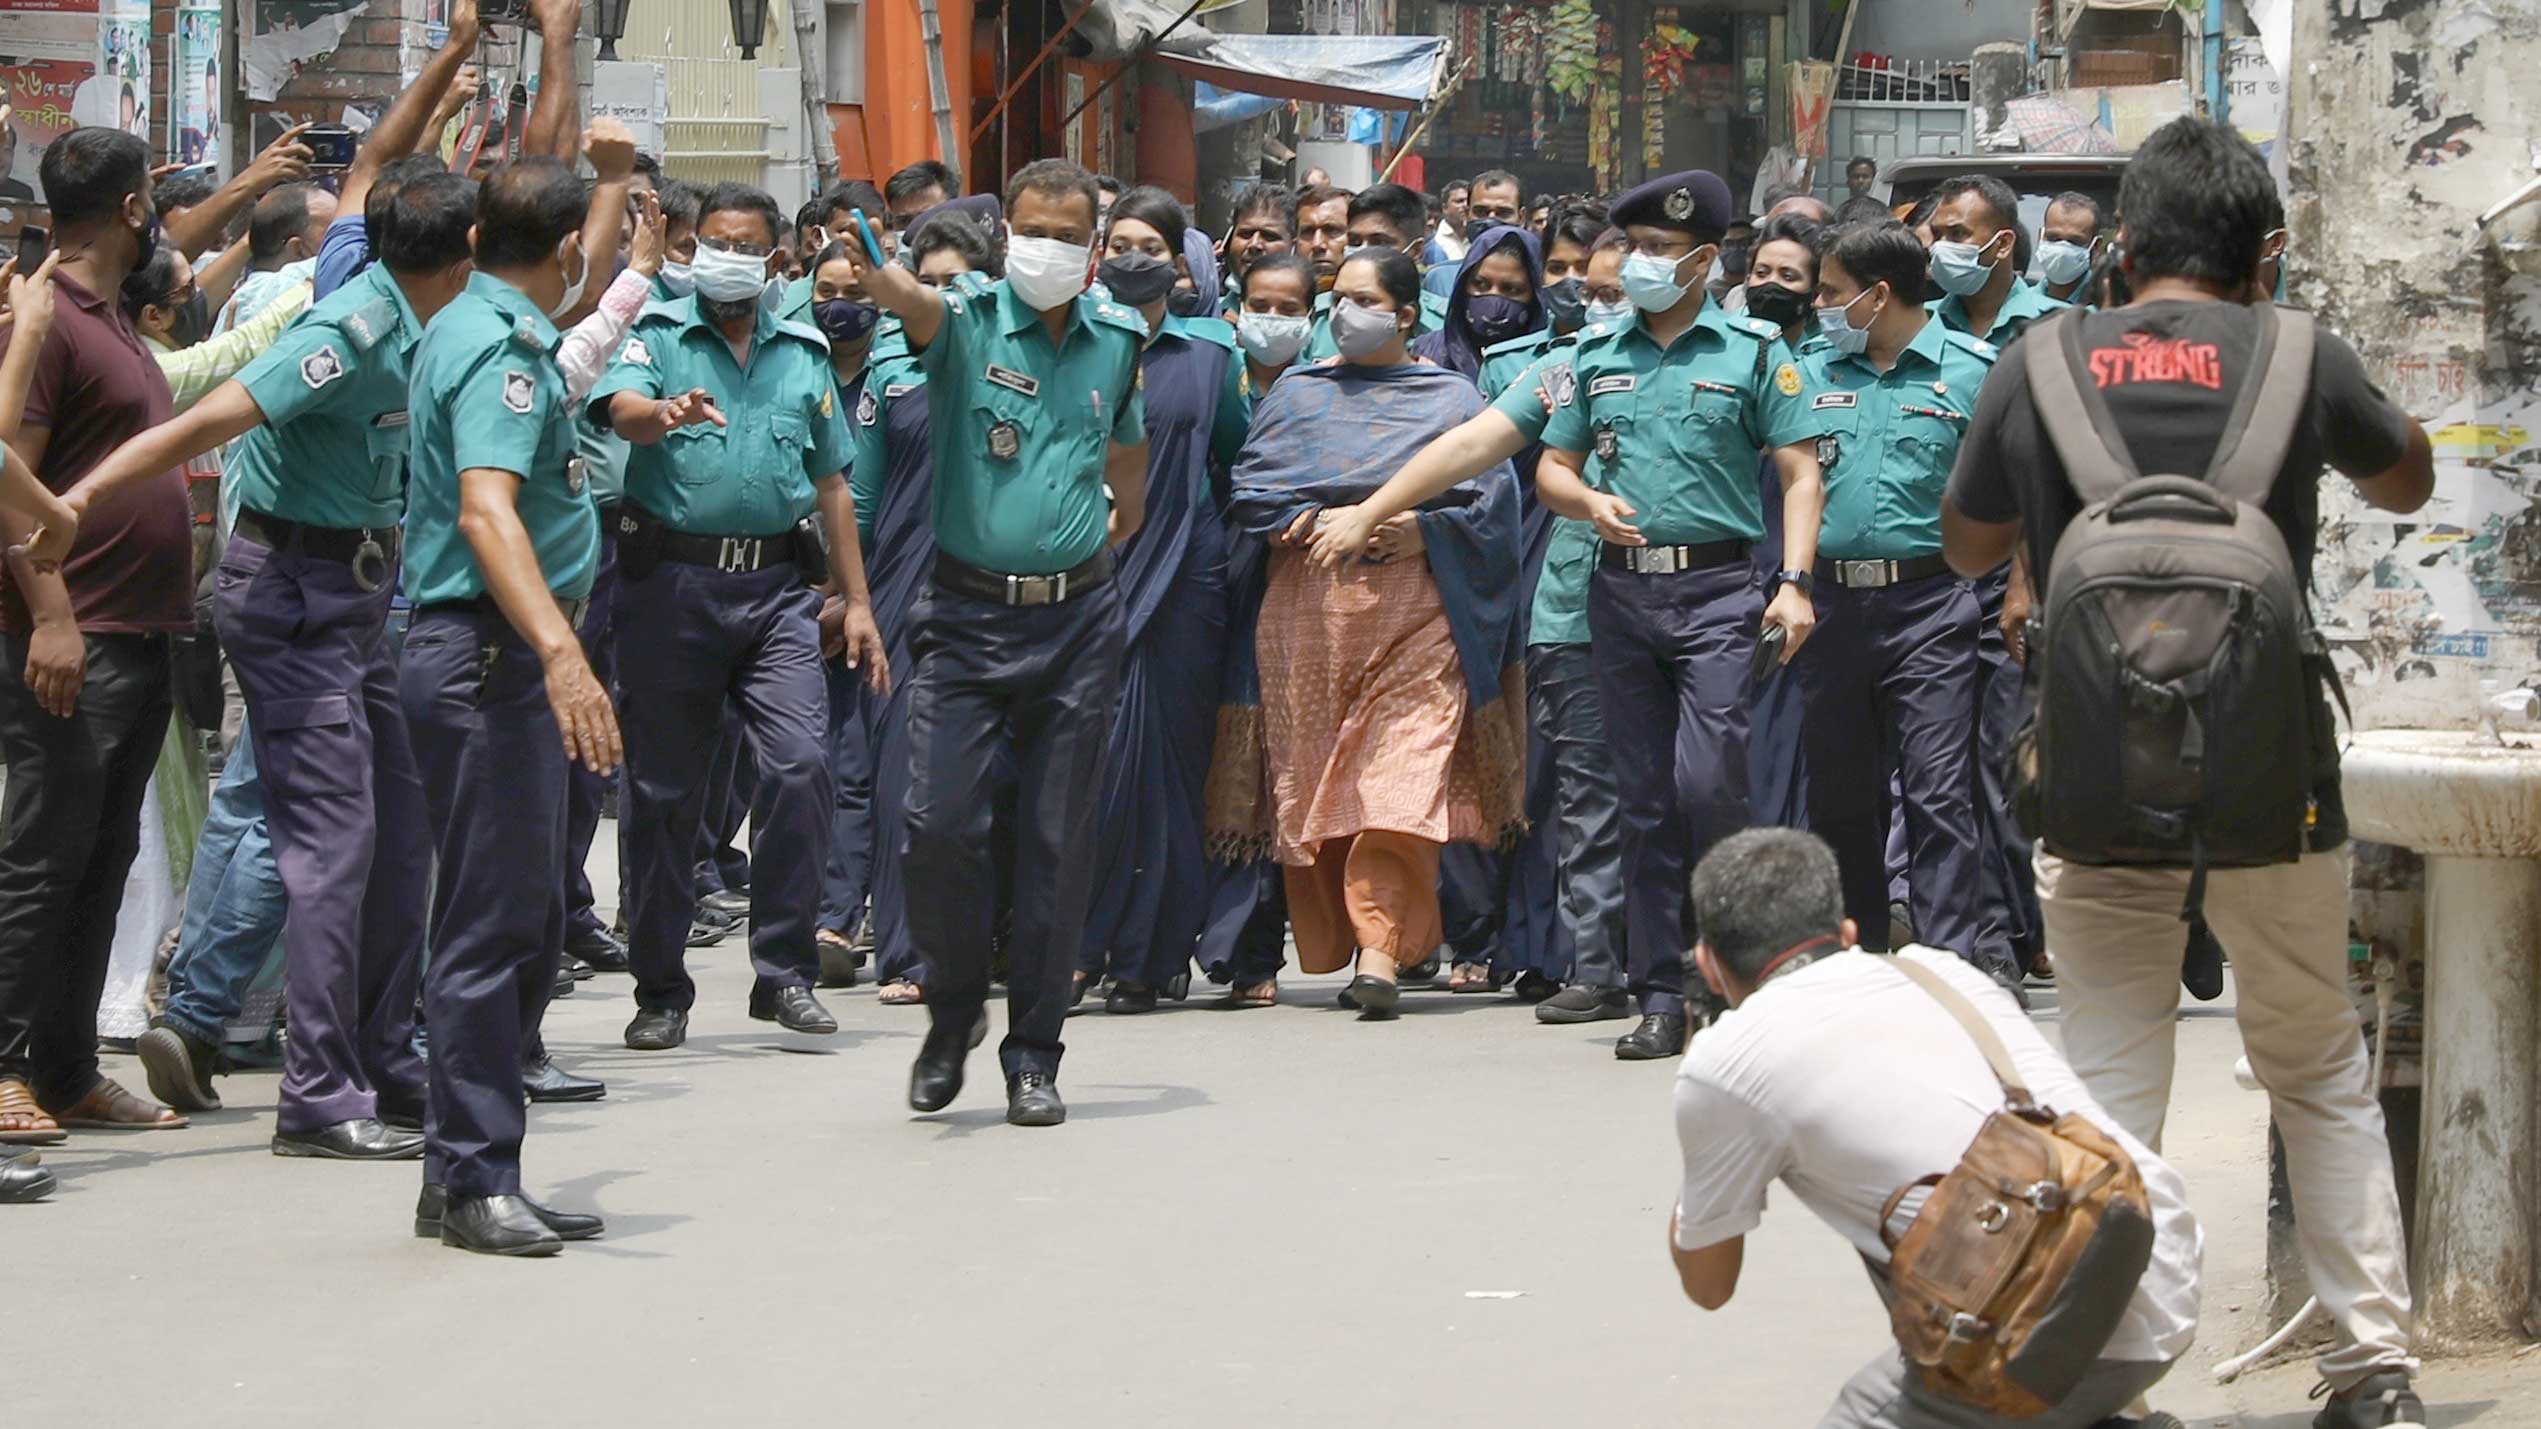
[
  {"xmin": 1613, "ymin": 1013, "xmax": 1688, "ymax": 1062},
  {"xmin": 1104, "ymin": 982, "xmax": 1157, "ymax": 1015},
  {"xmin": 700, "ymin": 888, "xmax": 752, "ymax": 919},
  {"xmin": 566, "ymin": 924, "xmax": 630, "ymax": 974},
  {"xmin": 623, "ymin": 1007, "xmax": 689, "ymax": 1051},
  {"xmin": 908, "ymin": 1017, "xmax": 974, "ymax": 1113},
  {"xmin": 437, "ymin": 1193, "xmax": 564, "ymax": 1257},
  {"xmin": 1005, "ymin": 1070, "xmax": 1067, "ymax": 1127},
  {"xmin": 273, "ymin": 1117, "xmax": 426, "ymax": 1161},
  {"xmin": 1399, "ymin": 956, "xmax": 1440, "ymax": 984},
  {"xmin": 749, "ymin": 985, "xmax": 838, "ymax": 1034},
  {"xmin": 522, "ymin": 1054, "xmax": 606, "ymax": 1103},
  {"xmin": 136, "ymin": 1019, "xmax": 224, "ymax": 1113},
  {"xmin": 1536, "ymin": 985, "xmax": 1631, "ymax": 1025},
  {"xmin": 549, "ymin": 958, "xmax": 577, "ymax": 999},
  {"xmin": 0, "ymin": 1148, "xmax": 54, "ymax": 1203},
  {"xmin": 416, "ymin": 1183, "xmax": 601, "ymax": 1241}
]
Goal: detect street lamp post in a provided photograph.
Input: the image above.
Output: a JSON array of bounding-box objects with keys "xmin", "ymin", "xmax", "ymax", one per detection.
[
  {"xmin": 591, "ymin": 0, "xmax": 631, "ymax": 61},
  {"xmin": 726, "ymin": 0, "xmax": 769, "ymax": 60}
]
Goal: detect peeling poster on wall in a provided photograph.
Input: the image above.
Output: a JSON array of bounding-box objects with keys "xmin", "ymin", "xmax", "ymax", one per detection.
[{"xmin": 242, "ymin": 0, "xmax": 372, "ymax": 103}]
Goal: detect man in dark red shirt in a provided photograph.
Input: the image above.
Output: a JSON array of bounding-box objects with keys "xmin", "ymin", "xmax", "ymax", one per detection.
[{"xmin": 0, "ymin": 126, "xmax": 193, "ymax": 1141}]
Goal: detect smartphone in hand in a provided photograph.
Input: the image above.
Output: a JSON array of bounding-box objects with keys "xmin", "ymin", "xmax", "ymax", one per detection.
[
  {"xmin": 1748, "ymin": 621, "xmax": 1788, "ymax": 688},
  {"xmin": 14, "ymin": 224, "xmax": 48, "ymax": 271},
  {"xmin": 304, "ymin": 126, "xmax": 358, "ymax": 172}
]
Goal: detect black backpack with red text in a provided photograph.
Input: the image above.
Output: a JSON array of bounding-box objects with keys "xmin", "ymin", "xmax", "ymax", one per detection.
[{"xmin": 2016, "ymin": 306, "xmax": 2341, "ymax": 936}]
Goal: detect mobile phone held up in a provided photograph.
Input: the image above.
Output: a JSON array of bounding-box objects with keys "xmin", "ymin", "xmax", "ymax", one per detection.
[
  {"xmin": 479, "ymin": 0, "xmax": 534, "ymax": 24},
  {"xmin": 304, "ymin": 125, "xmax": 358, "ymax": 172},
  {"xmin": 14, "ymin": 224, "xmax": 47, "ymax": 272}
]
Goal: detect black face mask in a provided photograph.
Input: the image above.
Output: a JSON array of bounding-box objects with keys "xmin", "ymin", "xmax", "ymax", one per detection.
[
  {"xmin": 813, "ymin": 297, "xmax": 880, "ymax": 344},
  {"xmin": 1742, "ymin": 281, "xmax": 1812, "ymax": 331},
  {"xmin": 1540, "ymin": 277, "xmax": 1586, "ymax": 332},
  {"xmin": 1097, "ymin": 251, "xmax": 1179, "ymax": 307},
  {"xmin": 1167, "ymin": 285, "xmax": 1216, "ymax": 319},
  {"xmin": 1464, "ymin": 216, "xmax": 1514, "ymax": 243}
]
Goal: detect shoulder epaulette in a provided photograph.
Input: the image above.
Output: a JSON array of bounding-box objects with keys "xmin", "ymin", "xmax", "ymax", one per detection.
[
  {"xmin": 1480, "ymin": 329, "xmax": 1552, "ymax": 361},
  {"xmin": 1734, "ymin": 314, "xmax": 1783, "ymax": 341},
  {"xmin": 1173, "ymin": 314, "xmax": 1237, "ymax": 351},
  {"xmin": 509, "ymin": 316, "xmax": 549, "ymax": 352},
  {"xmin": 333, "ymin": 296, "xmax": 397, "ymax": 352},
  {"xmin": 1941, "ymin": 328, "xmax": 2001, "ymax": 364},
  {"xmin": 773, "ymin": 317, "xmax": 831, "ymax": 351},
  {"xmin": 1089, "ymin": 300, "xmax": 1150, "ymax": 337}
]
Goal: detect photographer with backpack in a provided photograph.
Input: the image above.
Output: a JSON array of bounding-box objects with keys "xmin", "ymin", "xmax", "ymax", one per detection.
[{"xmin": 1941, "ymin": 118, "xmax": 2435, "ymax": 1429}]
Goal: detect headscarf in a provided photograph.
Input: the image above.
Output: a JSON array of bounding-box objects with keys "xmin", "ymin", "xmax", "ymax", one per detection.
[
  {"xmin": 1410, "ymin": 223, "xmax": 1543, "ymax": 383},
  {"xmin": 1173, "ymin": 226, "xmax": 1221, "ymax": 319},
  {"xmin": 1205, "ymin": 362, "xmax": 1528, "ymax": 859}
]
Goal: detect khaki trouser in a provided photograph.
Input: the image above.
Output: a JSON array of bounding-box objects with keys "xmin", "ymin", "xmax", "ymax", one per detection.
[{"xmin": 2036, "ymin": 848, "xmax": 2417, "ymax": 1389}]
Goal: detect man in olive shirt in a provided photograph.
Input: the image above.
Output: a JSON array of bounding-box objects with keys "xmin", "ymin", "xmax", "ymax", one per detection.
[
  {"xmin": 594, "ymin": 180, "xmax": 884, "ymax": 1053},
  {"xmin": 836, "ymin": 158, "xmax": 1146, "ymax": 1128},
  {"xmin": 399, "ymin": 158, "xmax": 616, "ymax": 1256},
  {"xmin": 65, "ymin": 173, "xmax": 483, "ymax": 1160}
]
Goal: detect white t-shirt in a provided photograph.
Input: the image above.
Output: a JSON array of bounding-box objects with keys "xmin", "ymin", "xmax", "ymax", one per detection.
[{"xmin": 1672, "ymin": 947, "xmax": 2202, "ymax": 1363}]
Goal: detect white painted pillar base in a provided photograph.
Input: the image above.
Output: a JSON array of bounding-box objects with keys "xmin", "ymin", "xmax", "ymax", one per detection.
[{"xmin": 2414, "ymin": 853, "xmax": 2541, "ymax": 1347}]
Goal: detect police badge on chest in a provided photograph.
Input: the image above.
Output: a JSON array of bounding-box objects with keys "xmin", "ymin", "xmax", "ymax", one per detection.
[
  {"xmin": 1594, "ymin": 422, "xmax": 1619, "ymax": 462},
  {"xmin": 988, "ymin": 419, "xmax": 1021, "ymax": 461}
]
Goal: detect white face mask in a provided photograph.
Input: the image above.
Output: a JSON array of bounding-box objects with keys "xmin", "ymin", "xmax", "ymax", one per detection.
[
  {"xmin": 1006, "ymin": 231, "xmax": 1092, "ymax": 310},
  {"xmin": 691, "ymin": 242, "xmax": 771, "ymax": 303},
  {"xmin": 657, "ymin": 260, "xmax": 696, "ymax": 297},
  {"xmin": 547, "ymin": 235, "xmax": 589, "ymax": 319}
]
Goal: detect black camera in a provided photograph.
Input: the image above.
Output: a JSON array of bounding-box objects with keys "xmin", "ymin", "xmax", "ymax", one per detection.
[
  {"xmin": 304, "ymin": 125, "xmax": 357, "ymax": 172},
  {"xmin": 480, "ymin": 0, "xmax": 535, "ymax": 24}
]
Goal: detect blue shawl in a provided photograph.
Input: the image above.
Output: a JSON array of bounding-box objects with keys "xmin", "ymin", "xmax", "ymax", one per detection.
[{"xmin": 1206, "ymin": 361, "xmax": 1528, "ymax": 857}]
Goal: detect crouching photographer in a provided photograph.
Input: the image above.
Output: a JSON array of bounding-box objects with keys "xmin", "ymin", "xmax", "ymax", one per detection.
[{"xmin": 1667, "ymin": 828, "xmax": 2203, "ymax": 1428}]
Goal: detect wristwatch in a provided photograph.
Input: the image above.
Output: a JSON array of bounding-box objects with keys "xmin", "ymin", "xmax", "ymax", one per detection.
[{"xmin": 1773, "ymin": 568, "xmax": 1816, "ymax": 600}]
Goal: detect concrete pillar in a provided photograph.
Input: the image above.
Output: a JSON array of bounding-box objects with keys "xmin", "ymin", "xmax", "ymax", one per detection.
[
  {"xmin": 2286, "ymin": 0, "xmax": 2541, "ymax": 1351},
  {"xmin": 2416, "ymin": 855, "xmax": 2541, "ymax": 1346}
]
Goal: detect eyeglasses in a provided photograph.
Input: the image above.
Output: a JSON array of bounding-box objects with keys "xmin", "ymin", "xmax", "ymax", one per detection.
[{"xmin": 698, "ymin": 236, "xmax": 774, "ymax": 258}]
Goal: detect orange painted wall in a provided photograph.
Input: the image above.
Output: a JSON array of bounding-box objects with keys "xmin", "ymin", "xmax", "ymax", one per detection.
[{"xmin": 826, "ymin": 0, "xmax": 975, "ymax": 186}]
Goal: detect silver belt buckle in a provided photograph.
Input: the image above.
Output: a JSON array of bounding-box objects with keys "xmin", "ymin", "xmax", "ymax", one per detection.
[
  {"xmin": 1841, "ymin": 559, "xmax": 1891, "ymax": 588},
  {"xmin": 718, "ymin": 537, "xmax": 759, "ymax": 573},
  {"xmin": 1638, "ymin": 546, "xmax": 1682, "ymax": 575},
  {"xmin": 1005, "ymin": 573, "xmax": 1055, "ymax": 606}
]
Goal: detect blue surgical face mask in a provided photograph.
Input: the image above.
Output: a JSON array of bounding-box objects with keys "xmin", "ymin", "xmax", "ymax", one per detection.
[
  {"xmin": 1621, "ymin": 247, "xmax": 1706, "ymax": 312},
  {"xmin": 657, "ymin": 260, "xmax": 696, "ymax": 297},
  {"xmin": 1585, "ymin": 297, "xmax": 1634, "ymax": 328},
  {"xmin": 2034, "ymin": 239, "xmax": 2094, "ymax": 288},
  {"xmin": 1540, "ymin": 277, "xmax": 1586, "ymax": 332},
  {"xmin": 1815, "ymin": 288, "xmax": 1878, "ymax": 356},
  {"xmin": 1927, "ymin": 236, "xmax": 2002, "ymax": 297},
  {"xmin": 691, "ymin": 241, "xmax": 771, "ymax": 303}
]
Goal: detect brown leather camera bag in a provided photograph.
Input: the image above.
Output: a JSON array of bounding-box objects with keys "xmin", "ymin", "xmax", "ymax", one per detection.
[{"xmin": 1877, "ymin": 958, "xmax": 2157, "ymax": 1418}]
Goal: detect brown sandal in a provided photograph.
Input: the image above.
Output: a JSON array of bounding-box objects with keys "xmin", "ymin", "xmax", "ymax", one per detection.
[
  {"xmin": 1448, "ymin": 961, "xmax": 1494, "ymax": 993},
  {"xmin": 1222, "ymin": 979, "xmax": 1278, "ymax": 1008},
  {"xmin": 878, "ymin": 980, "xmax": 924, "ymax": 1005},
  {"xmin": 0, "ymin": 1078, "xmax": 65, "ymax": 1145},
  {"xmin": 47, "ymin": 1077, "xmax": 187, "ymax": 1131}
]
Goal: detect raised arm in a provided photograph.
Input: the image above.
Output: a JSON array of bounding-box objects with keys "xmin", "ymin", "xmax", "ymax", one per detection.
[
  {"xmin": 830, "ymin": 213, "xmax": 947, "ymax": 352},
  {"xmin": 523, "ymin": 0, "xmax": 586, "ymax": 161},
  {"xmin": 338, "ymin": 0, "xmax": 483, "ymax": 217},
  {"xmin": 164, "ymin": 126, "xmax": 313, "ymax": 260},
  {"xmin": 556, "ymin": 190, "xmax": 662, "ymax": 404},
  {"xmin": 560, "ymin": 119, "xmax": 635, "ymax": 328}
]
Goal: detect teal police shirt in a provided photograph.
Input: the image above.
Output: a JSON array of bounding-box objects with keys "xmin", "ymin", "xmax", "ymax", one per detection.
[
  {"xmin": 1535, "ymin": 304, "xmax": 1818, "ymax": 547},
  {"xmin": 1801, "ymin": 314, "xmax": 1998, "ymax": 560},
  {"xmin": 226, "ymin": 261, "xmax": 423, "ymax": 530},
  {"xmin": 1479, "ymin": 325, "xmax": 1603, "ymax": 648},
  {"xmin": 590, "ymin": 292, "xmax": 851, "ymax": 535},
  {"xmin": 1931, "ymin": 274, "xmax": 2066, "ymax": 346},
  {"xmin": 403, "ymin": 271, "xmax": 598, "ymax": 604},
  {"xmin": 911, "ymin": 278, "xmax": 1147, "ymax": 574}
]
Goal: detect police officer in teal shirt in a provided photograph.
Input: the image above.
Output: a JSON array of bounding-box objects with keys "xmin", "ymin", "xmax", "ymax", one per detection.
[
  {"xmin": 592, "ymin": 182, "xmax": 884, "ymax": 1054},
  {"xmin": 1796, "ymin": 221, "xmax": 2014, "ymax": 986},
  {"xmin": 398, "ymin": 159, "xmax": 617, "ymax": 1257},
  {"xmin": 63, "ymin": 173, "xmax": 482, "ymax": 1161},
  {"xmin": 838, "ymin": 158, "xmax": 1146, "ymax": 1128},
  {"xmin": 1925, "ymin": 173, "xmax": 2069, "ymax": 984},
  {"xmin": 1307, "ymin": 170, "xmax": 1825, "ymax": 1062}
]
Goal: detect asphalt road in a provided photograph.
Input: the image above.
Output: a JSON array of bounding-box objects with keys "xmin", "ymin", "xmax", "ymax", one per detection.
[{"xmin": 12, "ymin": 864, "xmax": 2535, "ymax": 1427}]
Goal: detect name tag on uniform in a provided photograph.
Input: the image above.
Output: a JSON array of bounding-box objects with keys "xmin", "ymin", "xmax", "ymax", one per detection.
[
  {"xmin": 1588, "ymin": 374, "xmax": 1637, "ymax": 397},
  {"xmin": 372, "ymin": 410, "xmax": 411, "ymax": 428},
  {"xmin": 1812, "ymin": 392, "xmax": 1858, "ymax": 410},
  {"xmin": 884, "ymin": 383, "xmax": 917, "ymax": 398},
  {"xmin": 985, "ymin": 364, "xmax": 1040, "ymax": 398}
]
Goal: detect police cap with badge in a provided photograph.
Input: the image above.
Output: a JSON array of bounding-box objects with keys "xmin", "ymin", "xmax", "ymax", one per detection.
[{"xmin": 1608, "ymin": 168, "xmax": 1736, "ymax": 237}]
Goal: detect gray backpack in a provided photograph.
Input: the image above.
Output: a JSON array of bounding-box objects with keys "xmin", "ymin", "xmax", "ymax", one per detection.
[{"xmin": 2017, "ymin": 306, "xmax": 2339, "ymax": 926}]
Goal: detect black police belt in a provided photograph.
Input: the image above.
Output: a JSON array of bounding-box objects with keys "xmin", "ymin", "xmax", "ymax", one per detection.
[
  {"xmin": 617, "ymin": 504, "xmax": 809, "ymax": 576},
  {"xmin": 1598, "ymin": 539, "xmax": 1751, "ymax": 575},
  {"xmin": 933, "ymin": 548, "xmax": 1115, "ymax": 607},
  {"xmin": 234, "ymin": 508, "xmax": 400, "ymax": 592},
  {"xmin": 1815, "ymin": 554, "xmax": 1954, "ymax": 589}
]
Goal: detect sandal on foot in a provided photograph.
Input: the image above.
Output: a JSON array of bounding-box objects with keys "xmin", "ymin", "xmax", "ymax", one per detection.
[
  {"xmin": 0, "ymin": 1078, "xmax": 65, "ymax": 1145},
  {"xmin": 1448, "ymin": 961, "xmax": 1493, "ymax": 993},
  {"xmin": 879, "ymin": 981, "xmax": 924, "ymax": 1006},
  {"xmin": 47, "ymin": 1078, "xmax": 187, "ymax": 1131},
  {"xmin": 1222, "ymin": 979, "xmax": 1278, "ymax": 1008}
]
